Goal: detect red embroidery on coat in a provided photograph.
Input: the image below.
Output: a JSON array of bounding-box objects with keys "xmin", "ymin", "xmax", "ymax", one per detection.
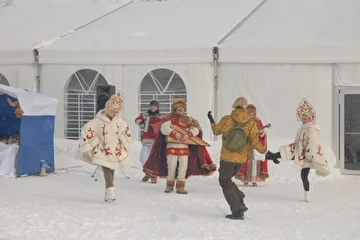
[
  {"xmin": 116, "ymin": 140, "xmax": 122, "ymax": 156},
  {"xmin": 298, "ymin": 132, "xmax": 310, "ymax": 161},
  {"xmin": 101, "ymin": 124, "xmax": 108, "ymax": 137},
  {"xmin": 289, "ymin": 143, "xmax": 295, "ymax": 154},
  {"xmin": 316, "ymin": 145, "xmax": 324, "ymax": 156},
  {"xmin": 85, "ymin": 127, "xmax": 95, "ymax": 140},
  {"xmin": 125, "ymin": 125, "xmax": 131, "ymax": 137},
  {"xmin": 100, "ymin": 144, "xmax": 112, "ymax": 156},
  {"xmin": 116, "ymin": 123, "xmax": 120, "ymax": 135}
]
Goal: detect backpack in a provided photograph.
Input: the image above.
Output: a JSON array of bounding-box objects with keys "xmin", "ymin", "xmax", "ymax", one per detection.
[{"xmin": 223, "ymin": 117, "xmax": 251, "ymax": 152}]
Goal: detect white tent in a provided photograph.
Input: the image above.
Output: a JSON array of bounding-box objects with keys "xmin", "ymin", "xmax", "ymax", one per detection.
[
  {"xmin": 218, "ymin": 0, "xmax": 360, "ymax": 173},
  {"xmin": 0, "ymin": 0, "xmax": 129, "ymax": 89},
  {"xmin": 37, "ymin": 0, "xmax": 263, "ymax": 140}
]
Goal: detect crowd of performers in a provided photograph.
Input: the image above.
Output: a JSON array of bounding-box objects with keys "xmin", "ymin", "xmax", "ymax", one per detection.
[{"xmin": 78, "ymin": 91, "xmax": 331, "ymax": 220}]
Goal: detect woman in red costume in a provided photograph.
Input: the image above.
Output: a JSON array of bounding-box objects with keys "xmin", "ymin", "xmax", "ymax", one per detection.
[{"xmin": 235, "ymin": 104, "xmax": 269, "ymax": 186}]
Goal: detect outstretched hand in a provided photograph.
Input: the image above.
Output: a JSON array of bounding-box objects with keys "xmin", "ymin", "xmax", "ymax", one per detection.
[
  {"xmin": 207, "ymin": 111, "xmax": 215, "ymax": 123},
  {"xmin": 272, "ymin": 159, "xmax": 280, "ymax": 164}
]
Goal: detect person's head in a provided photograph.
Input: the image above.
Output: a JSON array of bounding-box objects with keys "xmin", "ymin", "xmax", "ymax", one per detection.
[
  {"xmin": 104, "ymin": 90, "xmax": 123, "ymax": 118},
  {"xmin": 172, "ymin": 99, "xmax": 186, "ymax": 115},
  {"xmin": 301, "ymin": 113, "xmax": 312, "ymax": 124},
  {"xmin": 246, "ymin": 104, "xmax": 256, "ymax": 119},
  {"xmin": 149, "ymin": 100, "xmax": 159, "ymax": 112},
  {"xmin": 232, "ymin": 97, "xmax": 248, "ymax": 109},
  {"xmin": 296, "ymin": 98, "xmax": 315, "ymax": 124}
]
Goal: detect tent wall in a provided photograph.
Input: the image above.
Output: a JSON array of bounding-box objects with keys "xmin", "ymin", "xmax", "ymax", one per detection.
[
  {"xmin": 123, "ymin": 64, "xmax": 214, "ymax": 141},
  {"xmin": 0, "ymin": 65, "xmax": 36, "ymax": 90},
  {"xmin": 333, "ymin": 63, "xmax": 360, "ymax": 172},
  {"xmin": 41, "ymin": 63, "xmax": 214, "ymax": 141},
  {"xmin": 40, "ymin": 64, "xmax": 124, "ymax": 139},
  {"xmin": 335, "ymin": 64, "xmax": 360, "ymax": 86},
  {"xmin": 218, "ymin": 63, "xmax": 333, "ymax": 147}
]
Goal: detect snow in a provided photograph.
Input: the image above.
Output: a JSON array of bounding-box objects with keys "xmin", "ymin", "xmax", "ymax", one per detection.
[{"xmin": 1, "ymin": 139, "xmax": 359, "ymax": 240}]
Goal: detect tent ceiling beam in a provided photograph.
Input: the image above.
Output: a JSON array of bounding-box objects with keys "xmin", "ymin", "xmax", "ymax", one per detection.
[{"xmin": 216, "ymin": 0, "xmax": 268, "ymax": 45}]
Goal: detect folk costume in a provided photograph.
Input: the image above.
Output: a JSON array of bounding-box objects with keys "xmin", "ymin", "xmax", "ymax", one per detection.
[
  {"xmin": 135, "ymin": 100, "xmax": 164, "ymax": 183},
  {"xmin": 266, "ymin": 98, "xmax": 331, "ymax": 202},
  {"xmin": 78, "ymin": 90, "xmax": 131, "ymax": 202},
  {"xmin": 143, "ymin": 99, "xmax": 216, "ymax": 194},
  {"xmin": 235, "ymin": 104, "xmax": 269, "ymax": 186},
  {"xmin": 208, "ymin": 97, "xmax": 268, "ymax": 220}
]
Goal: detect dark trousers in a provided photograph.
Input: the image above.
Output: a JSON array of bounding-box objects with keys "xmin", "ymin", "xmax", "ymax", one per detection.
[
  {"xmin": 301, "ymin": 168, "xmax": 311, "ymax": 191},
  {"xmin": 219, "ymin": 161, "xmax": 245, "ymax": 214}
]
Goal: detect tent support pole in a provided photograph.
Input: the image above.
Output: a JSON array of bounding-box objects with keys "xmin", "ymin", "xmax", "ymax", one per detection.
[
  {"xmin": 212, "ymin": 46, "xmax": 219, "ymax": 141},
  {"xmin": 34, "ymin": 49, "xmax": 40, "ymax": 92}
]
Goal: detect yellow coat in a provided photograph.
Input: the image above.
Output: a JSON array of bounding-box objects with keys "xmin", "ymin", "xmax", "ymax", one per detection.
[{"xmin": 211, "ymin": 108, "xmax": 267, "ymax": 164}]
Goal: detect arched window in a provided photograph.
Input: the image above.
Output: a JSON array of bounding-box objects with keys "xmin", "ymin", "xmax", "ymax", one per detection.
[
  {"xmin": 140, "ymin": 68, "xmax": 187, "ymax": 113},
  {"xmin": 138, "ymin": 68, "xmax": 187, "ymax": 137},
  {"xmin": 0, "ymin": 73, "xmax": 10, "ymax": 86},
  {"xmin": 65, "ymin": 69, "xmax": 107, "ymax": 140}
]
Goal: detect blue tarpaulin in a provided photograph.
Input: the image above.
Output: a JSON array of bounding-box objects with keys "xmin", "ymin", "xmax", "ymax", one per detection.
[{"xmin": 0, "ymin": 85, "xmax": 58, "ymax": 177}]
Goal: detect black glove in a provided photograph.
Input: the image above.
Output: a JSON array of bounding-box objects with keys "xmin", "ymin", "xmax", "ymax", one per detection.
[
  {"xmin": 266, "ymin": 151, "xmax": 281, "ymax": 164},
  {"xmin": 272, "ymin": 158, "xmax": 280, "ymax": 164},
  {"xmin": 207, "ymin": 111, "xmax": 215, "ymax": 123},
  {"xmin": 265, "ymin": 151, "xmax": 281, "ymax": 159}
]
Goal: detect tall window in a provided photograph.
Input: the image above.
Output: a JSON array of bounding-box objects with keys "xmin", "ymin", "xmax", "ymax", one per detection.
[
  {"xmin": 138, "ymin": 68, "xmax": 187, "ymax": 138},
  {"xmin": 65, "ymin": 69, "xmax": 107, "ymax": 140},
  {"xmin": 0, "ymin": 73, "xmax": 10, "ymax": 86}
]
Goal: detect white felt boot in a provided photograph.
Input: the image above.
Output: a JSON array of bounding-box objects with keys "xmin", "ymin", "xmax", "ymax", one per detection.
[
  {"xmin": 105, "ymin": 187, "xmax": 116, "ymax": 202},
  {"xmin": 304, "ymin": 191, "xmax": 310, "ymax": 202}
]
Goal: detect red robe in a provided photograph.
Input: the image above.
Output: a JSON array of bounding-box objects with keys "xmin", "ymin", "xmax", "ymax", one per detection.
[
  {"xmin": 143, "ymin": 116, "xmax": 216, "ymax": 178},
  {"xmin": 236, "ymin": 118, "xmax": 269, "ymax": 182}
]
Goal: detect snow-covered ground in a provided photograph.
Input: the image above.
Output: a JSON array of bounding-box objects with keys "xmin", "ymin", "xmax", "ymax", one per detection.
[{"xmin": 0, "ymin": 139, "xmax": 360, "ymax": 240}]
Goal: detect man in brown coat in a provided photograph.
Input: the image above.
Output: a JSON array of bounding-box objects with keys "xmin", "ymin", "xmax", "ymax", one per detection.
[{"xmin": 208, "ymin": 97, "xmax": 269, "ymax": 220}]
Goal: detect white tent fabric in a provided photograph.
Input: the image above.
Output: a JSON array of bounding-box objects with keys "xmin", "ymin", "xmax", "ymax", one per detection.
[
  {"xmin": 0, "ymin": 143, "xmax": 18, "ymax": 178},
  {"xmin": 0, "ymin": 85, "xmax": 58, "ymax": 116},
  {"xmin": 37, "ymin": 0, "xmax": 264, "ymax": 140},
  {"xmin": 219, "ymin": 0, "xmax": 360, "ymax": 63},
  {"xmin": 217, "ymin": 0, "xmax": 360, "ymax": 149},
  {"xmin": 218, "ymin": 64, "xmax": 333, "ymax": 146},
  {"xmin": 38, "ymin": 0, "xmax": 263, "ymax": 64},
  {"xmin": 0, "ymin": 0, "xmax": 129, "ymax": 64},
  {"xmin": 335, "ymin": 64, "xmax": 360, "ymax": 86}
]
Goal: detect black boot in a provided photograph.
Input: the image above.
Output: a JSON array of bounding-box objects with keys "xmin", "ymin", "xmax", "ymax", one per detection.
[
  {"xmin": 226, "ymin": 211, "xmax": 244, "ymax": 220},
  {"xmin": 239, "ymin": 198, "xmax": 248, "ymax": 212},
  {"xmin": 240, "ymin": 203, "xmax": 248, "ymax": 212}
]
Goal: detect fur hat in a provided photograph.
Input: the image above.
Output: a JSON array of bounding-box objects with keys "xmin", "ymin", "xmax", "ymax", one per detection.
[
  {"xmin": 246, "ymin": 104, "xmax": 256, "ymax": 113},
  {"xmin": 296, "ymin": 98, "xmax": 316, "ymax": 122},
  {"xmin": 232, "ymin": 97, "xmax": 248, "ymax": 109},
  {"xmin": 149, "ymin": 100, "xmax": 160, "ymax": 108},
  {"xmin": 105, "ymin": 90, "xmax": 124, "ymax": 113},
  {"xmin": 172, "ymin": 98, "xmax": 187, "ymax": 112}
]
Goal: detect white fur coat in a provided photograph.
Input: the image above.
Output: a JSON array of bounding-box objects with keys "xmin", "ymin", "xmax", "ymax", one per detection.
[
  {"xmin": 279, "ymin": 122, "xmax": 330, "ymax": 176},
  {"xmin": 78, "ymin": 111, "xmax": 131, "ymax": 170}
]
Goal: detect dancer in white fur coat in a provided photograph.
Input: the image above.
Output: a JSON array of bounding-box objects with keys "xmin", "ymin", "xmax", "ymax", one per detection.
[
  {"xmin": 78, "ymin": 90, "xmax": 131, "ymax": 202},
  {"xmin": 266, "ymin": 98, "xmax": 330, "ymax": 202}
]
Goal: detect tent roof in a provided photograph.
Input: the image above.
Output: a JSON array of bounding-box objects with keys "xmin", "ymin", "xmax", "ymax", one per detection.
[
  {"xmin": 0, "ymin": 1, "xmax": 130, "ymax": 64},
  {"xmin": 38, "ymin": 0, "xmax": 263, "ymax": 64},
  {"xmin": 219, "ymin": 0, "xmax": 360, "ymax": 63},
  {"xmin": 0, "ymin": 85, "xmax": 58, "ymax": 115}
]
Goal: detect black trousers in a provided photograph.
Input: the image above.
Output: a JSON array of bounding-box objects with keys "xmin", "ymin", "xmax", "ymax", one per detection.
[
  {"xmin": 301, "ymin": 168, "xmax": 311, "ymax": 191},
  {"xmin": 218, "ymin": 161, "xmax": 245, "ymax": 214}
]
